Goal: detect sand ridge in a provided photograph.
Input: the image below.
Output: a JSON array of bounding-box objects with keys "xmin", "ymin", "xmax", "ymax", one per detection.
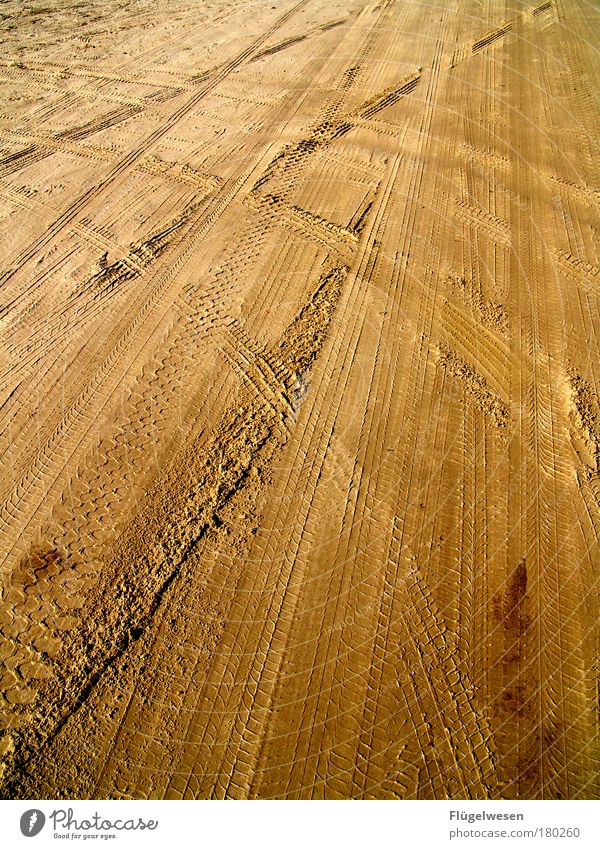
[{"xmin": 0, "ymin": 0, "xmax": 598, "ymax": 799}]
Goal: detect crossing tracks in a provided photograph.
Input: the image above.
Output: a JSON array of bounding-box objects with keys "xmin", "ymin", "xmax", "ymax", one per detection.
[{"xmin": 0, "ymin": 0, "xmax": 598, "ymax": 800}]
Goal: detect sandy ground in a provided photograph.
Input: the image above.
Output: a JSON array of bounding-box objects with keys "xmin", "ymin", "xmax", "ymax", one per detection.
[{"xmin": 0, "ymin": 0, "xmax": 598, "ymax": 800}]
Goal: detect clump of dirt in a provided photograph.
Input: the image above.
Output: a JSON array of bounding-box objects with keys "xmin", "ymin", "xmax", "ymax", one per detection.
[{"xmin": 438, "ymin": 347, "xmax": 509, "ymax": 430}]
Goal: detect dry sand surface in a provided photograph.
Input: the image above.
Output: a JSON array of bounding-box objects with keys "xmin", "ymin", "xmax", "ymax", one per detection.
[{"xmin": 0, "ymin": 0, "xmax": 598, "ymax": 800}]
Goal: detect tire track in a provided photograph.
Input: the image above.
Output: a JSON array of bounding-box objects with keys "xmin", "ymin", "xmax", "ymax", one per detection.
[{"xmin": 0, "ymin": 0, "xmax": 312, "ymax": 299}]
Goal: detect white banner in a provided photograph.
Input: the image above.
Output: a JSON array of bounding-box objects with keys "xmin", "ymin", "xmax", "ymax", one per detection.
[{"xmin": 0, "ymin": 800, "xmax": 597, "ymax": 849}]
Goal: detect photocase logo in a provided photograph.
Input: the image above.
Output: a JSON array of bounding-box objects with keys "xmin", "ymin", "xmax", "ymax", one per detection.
[{"xmin": 20, "ymin": 809, "xmax": 46, "ymax": 837}]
